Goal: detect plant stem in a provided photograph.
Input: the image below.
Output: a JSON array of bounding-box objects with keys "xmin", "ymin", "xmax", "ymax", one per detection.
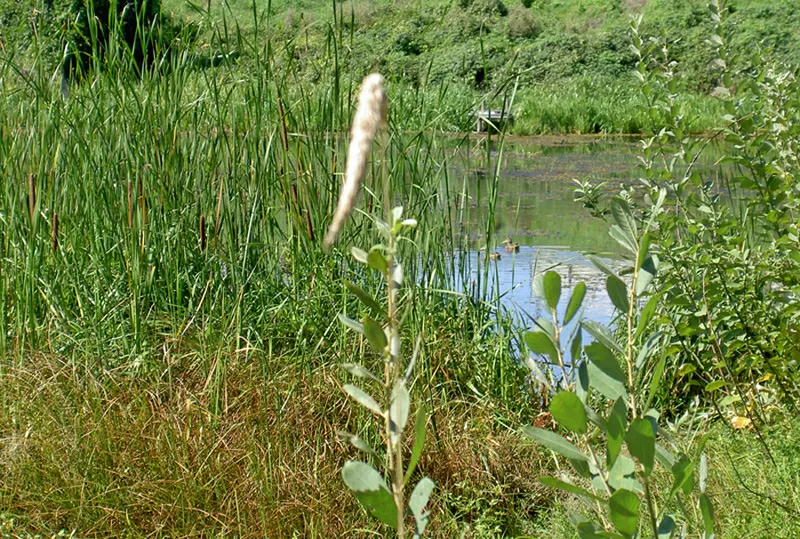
[
  {"xmin": 643, "ymin": 476, "xmax": 659, "ymax": 538},
  {"xmin": 627, "ymin": 259, "xmax": 640, "ymax": 419},
  {"xmin": 381, "ymin": 130, "xmax": 406, "ymax": 538}
]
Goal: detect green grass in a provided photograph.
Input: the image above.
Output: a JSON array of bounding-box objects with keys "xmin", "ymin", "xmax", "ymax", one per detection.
[{"xmin": 528, "ymin": 419, "xmax": 800, "ymax": 538}]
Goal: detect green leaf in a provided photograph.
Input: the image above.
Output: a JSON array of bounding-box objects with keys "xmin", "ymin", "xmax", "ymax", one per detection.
[
  {"xmin": 525, "ymin": 356, "xmax": 553, "ymax": 389},
  {"xmin": 607, "ymin": 275, "xmax": 630, "ymax": 314},
  {"xmin": 670, "ymin": 456, "xmax": 694, "ymax": 497},
  {"xmin": 635, "ymin": 331, "xmax": 662, "ymax": 370},
  {"xmin": 405, "ymin": 407, "xmax": 428, "ymax": 483},
  {"xmin": 610, "ymin": 224, "xmax": 637, "ymax": 254},
  {"xmin": 409, "ymin": 477, "xmax": 435, "ymax": 537},
  {"xmin": 342, "ymin": 461, "xmax": 397, "ymax": 528},
  {"xmin": 637, "ymin": 232, "xmax": 651, "ymax": 271},
  {"xmin": 363, "ymin": 316, "xmax": 387, "ymax": 352},
  {"xmin": 539, "ymin": 477, "xmax": 603, "ymax": 502},
  {"xmin": 337, "ymin": 430, "xmax": 378, "ymax": 456},
  {"xmin": 367, "ymin": 248, "xmax": 388, "ymax": 273},
  {"xmin": 375, "ymin": 219, "xmax": 391, "ymax": 239},
  {"xmin": 343, "ymin": 384, "xmax": 384, "ymax": 416},
  {"xmin": 525, "ymin": 330, "xmax": 559, "ymax": 363},
  {"xmin": 586, "ymin": 254, "xmax": 620, "ymax": 278},
  {"xmin": 543, "ymin": 271, "xmax": 562, "ymax": 312},
  {"xmin": 608, "ymin": 455, "xmax": 643, "ymax": 494},
  {"xmin": 565, "ymin": 282, "xmax": 587, "ymax": 325},
  {"xmin": 585, "ymin": 342, "xmax": 626, "ymax": 384},
  {"xmin": 656, "ymin": 443, "xmax": 677, "ymax": 470},
  {"xmin": 535, "ymin": 317, "xmax": 556, "ymax": 338},
  {"xmin": 657, "ymin": 515, "xmax": 676, "ymax": 539},
  {"xmin": 392, "ymin": 263, "xmax": 404, "ymax": 285},
  {"xmin": 610, "ymin": 197, "xmax": 638, "ymax": 246},
  {"xmin": 351, "ymin": 247, "xmax": 369, "ymax": 264},
  {"xmin": 635, "ymin": 295, "xmax": 659, "ymax": 340},
  {"xmin": 570, "ymin": 457, "xmax": 593, "ymax": 478},
  {"xmin": 636, "ymin": 255, "xmax": 658, "ymax": 296},
  {"xmin": 607, "ymin": 398, "xmax": 627, "ymax": 467},
  {"xmin": 645, "ymin": 353, "xmax": 667, "ymax": 412},
  {"xmin": 644, "ymin": 408, "xmax": 659, "ymax": 436},
  {"xmin": 522, "ymin": 426, "xmax": 588, "ymax": 462},
  {"xmin": 588, "ymin": 363, "xmax": 628, "ymax": 402},
  {"xmin": 582, "ymin": 320, "xmax": 623, "ymax": 355},
  {"xmin": 571, "ymin": 329, "xmax": 583, "ymax": 363},
  {"xmin": 719, "ymin": 395, "xmax": 742, "ymax": 406},
  {"xmin": 609, "ymin": 489, "xmax": 640, "ymax": 536},
  {"xmin": 575, "ymin": 520, "xmax": 603, "ymax": 539},
  {"xmin": 344, "ymin": 281, "xmax": 382, "ymax": 315},
  {"xmin": 705, "ymin": 380, "xmax": 726, "ymax": 392},
  {"xmin": 575, "ymin": 360, "xmax": 589, "ymax": 404},
  {"xmin": 532, "ymin": 274, "xmax": 546, "ymax": 303},
  {"xmin": 550, "ymin": 391, "xmax": 588, "ymax": 434},
  {"xmin": 626, "ymin": 419, "xmax": 656, "ymax": 476},
  {"xmin": 700, "ymin": 493, "xmax": 715, "ymax": 537},
  {"xmin": 338, "ymin": 313, "xmax": 364, "ymax": 334},
  {"xmin": 389, "ymin": 380, "xmax": 410, "ymax": 445},
  {"xmin": 577, "ymin": 521, "xmax": 604, "ymax": 539},
  {"xmin": 340, "ymin": 363, "xmax": 381, "ymax": 383},
  {"xmin": 699, "ymin": 454, "xmax": 708, "ymax": 493}
]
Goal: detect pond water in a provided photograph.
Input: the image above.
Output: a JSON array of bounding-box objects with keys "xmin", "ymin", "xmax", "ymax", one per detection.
[{"xmin": 451, "ymin": 135, "xmax": 641, "ymax": 334}]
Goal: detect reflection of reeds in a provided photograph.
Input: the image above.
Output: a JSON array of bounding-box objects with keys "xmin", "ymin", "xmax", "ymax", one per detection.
[{"xmin": 322, "ymin": 73, "xmax": 387, "ymax": 251}]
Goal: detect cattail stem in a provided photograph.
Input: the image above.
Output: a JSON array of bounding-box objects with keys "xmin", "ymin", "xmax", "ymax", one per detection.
[
  {"xmin": 215, "ymin": 177, "xmax": 224, "ymax": 239},
  {"xmin": 277, "ymin": 95, "xmax": 289, "ymax": 152},
  {"xmin": 127, "ymin": 180, "xmax": 133, "ymax": 228}
]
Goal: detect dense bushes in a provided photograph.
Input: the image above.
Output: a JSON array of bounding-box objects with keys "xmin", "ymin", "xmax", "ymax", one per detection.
[
  {"xmin": 63, "ymin": 0, "xmax": 162, "ymax": 77},
  {"xmin": 576, "ymin": 5, "xmax": 800, "ymax": 414}
]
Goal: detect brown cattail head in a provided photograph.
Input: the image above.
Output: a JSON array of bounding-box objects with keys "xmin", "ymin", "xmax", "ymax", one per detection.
[
  {"xmin": 322, "ymin": 73, "xmax": 387, "ymax": 252},
  {"xmin": 51, "ymin": 212, "xmax": 58, "ymax": 252},
  {"xmin": 28, "ymin": 174, "xmax": 36, "ymax": 224},
  {"xmin": 199, "ymin": 215, "xmax": 206, "ymax": 252}
]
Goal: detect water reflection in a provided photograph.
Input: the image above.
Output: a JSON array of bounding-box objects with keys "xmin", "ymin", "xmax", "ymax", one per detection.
[
  {"xmin": 452, "ymin": 137, "xmax": 637, "ymax": 328},
  {"xmin": 461, "ymin": 246, "xmax": 624, "ymax": 333}
]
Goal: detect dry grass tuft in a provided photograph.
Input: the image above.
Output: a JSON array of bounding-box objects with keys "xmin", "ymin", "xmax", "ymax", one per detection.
[
  {"xmin": 0, "ymin": 353, "xmax": 553, "ymax": 537},
  {"xmin": 419, "ymin": 403, "xmax": 551, "ymax": 525}
]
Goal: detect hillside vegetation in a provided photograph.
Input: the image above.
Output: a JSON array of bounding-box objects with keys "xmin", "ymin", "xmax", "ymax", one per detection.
[{"xmin": 3, "ymin": 0, "xmax": 800, "ymax": 133}]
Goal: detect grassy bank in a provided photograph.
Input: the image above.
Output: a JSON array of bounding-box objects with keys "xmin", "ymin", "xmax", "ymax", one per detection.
[
  {"xmin": 3, "ymin": 0, "xmax": 798, "ymax": 134},
  {"xmin": 2, "ymin": 0, "xmax": 800, "ymax": 537}
]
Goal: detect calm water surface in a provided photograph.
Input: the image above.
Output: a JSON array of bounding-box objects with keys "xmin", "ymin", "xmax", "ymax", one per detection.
[{"xmin": 452, "ymin": 135, "xmax": 640, "ymax": 329}]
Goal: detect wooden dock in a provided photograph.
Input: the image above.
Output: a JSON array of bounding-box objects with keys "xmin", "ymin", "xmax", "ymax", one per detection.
[{"xmin": 473, "ymin": 99, "xmax": 514, "ymax": 133}]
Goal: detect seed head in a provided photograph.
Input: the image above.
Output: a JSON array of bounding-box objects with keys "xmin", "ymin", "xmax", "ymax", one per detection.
[{"xmin": 322, "ymin": 73, "xmax": 387, "ymax": 251}]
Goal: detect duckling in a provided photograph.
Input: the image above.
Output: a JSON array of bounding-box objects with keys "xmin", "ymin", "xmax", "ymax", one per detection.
[
  {"xmin": 502, "ymin": 237, "xmax": 520, "ymax": 253},
  {"xmin": 479, "ymin": 246, "xmax": 502, "ymax": 261}
]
